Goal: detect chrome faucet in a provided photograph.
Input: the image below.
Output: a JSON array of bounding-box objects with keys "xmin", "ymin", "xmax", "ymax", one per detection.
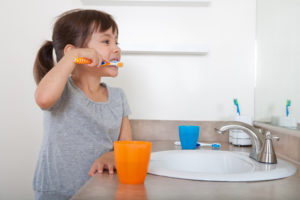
[{"xmin": 215, "ymin": 121, "xmax": 279, "ymax": 164}]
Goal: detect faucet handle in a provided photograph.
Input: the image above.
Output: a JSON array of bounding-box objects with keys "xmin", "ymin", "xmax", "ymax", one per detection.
[
  {"xmin": 265, "ymin": 131, "xmax": 280, "ymax": 141},
  {"xmin": 259, "ymin": 131, "xmax": 278, "ymax": 164}
]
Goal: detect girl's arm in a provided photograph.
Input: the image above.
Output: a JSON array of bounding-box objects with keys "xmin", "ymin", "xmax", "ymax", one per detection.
[
  {"xmin": 35, "ymin": 47, "xmax": 102, "ymax": 109},
  {"xmin": 35, "ymin": 51, "xmax": 76, "ymax": 109},
  {"xmin": 118, "ymin": 116, "xmax": 132, "ymax": 140}
]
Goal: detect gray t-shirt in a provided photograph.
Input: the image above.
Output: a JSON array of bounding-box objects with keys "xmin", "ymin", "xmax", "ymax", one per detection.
[{"xmin": 33, "ymin": 76, "xmax": 131, "ymax": 195}]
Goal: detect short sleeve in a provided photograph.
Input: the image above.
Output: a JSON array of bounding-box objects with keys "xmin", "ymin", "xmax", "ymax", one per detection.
[{"xmin": 120, "ymin": 89, "xmax": 131, "ymax": 117}]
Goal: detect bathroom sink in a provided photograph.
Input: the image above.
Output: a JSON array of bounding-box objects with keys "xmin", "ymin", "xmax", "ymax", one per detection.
[{"xmin": 148, "ymin": 150, "xmax": 297, "ymax": 181}]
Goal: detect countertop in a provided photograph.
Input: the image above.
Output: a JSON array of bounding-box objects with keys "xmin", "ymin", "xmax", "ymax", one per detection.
[{"xmin": 71, "ymin": 141, "xmax": 300, "ymax": 200}]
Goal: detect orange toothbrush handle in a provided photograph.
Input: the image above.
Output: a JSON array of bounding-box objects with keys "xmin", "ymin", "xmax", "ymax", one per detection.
[{"xmin": 74, "ymin": 57, "xmax": 92, "ymax": 64}]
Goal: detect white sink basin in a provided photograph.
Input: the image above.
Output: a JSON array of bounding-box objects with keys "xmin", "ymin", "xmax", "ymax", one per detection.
[{"xmin": 148, "ymin": 150, "xmax": 297, "ymax": 181}]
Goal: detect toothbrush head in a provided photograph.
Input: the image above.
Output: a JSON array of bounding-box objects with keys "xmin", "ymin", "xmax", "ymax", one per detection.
[
  {"xmin": 233, "ymin": 98, "xmax": 240, "ymax": 115},
  {"xmin": 234, "ymin": 99, "xmax": 239, "ymax": 106},
  {"xmin": 212, "ymin": 143, "xmax": 221, "ymax": 149},
  {"xmin": 101, "ymin": 61, "xmax": 123, "ymax": 67},
  {"xmin": 286, "ymin": 99, "xmax": 291, "ymax": 107}
]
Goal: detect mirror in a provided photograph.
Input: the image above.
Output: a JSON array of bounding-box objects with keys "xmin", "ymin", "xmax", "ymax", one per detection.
[{"xmin": 255, "ymin": 0, "xmax": 300, "ymax": 130}]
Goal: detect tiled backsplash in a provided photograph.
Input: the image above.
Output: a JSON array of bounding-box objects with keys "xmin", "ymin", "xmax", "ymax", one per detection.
[
  {"xmin": 130, "ymin": 120, "xmax": 229, "ymax": 142},
  {"xmin": 130, "ymin": 120, "xmax": 300, "ymax": 164}
]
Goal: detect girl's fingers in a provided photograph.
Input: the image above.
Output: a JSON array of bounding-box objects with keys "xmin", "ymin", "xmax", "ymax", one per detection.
[
  {"xmin": 108, "ymin": 164, "xmax": 114, "ymax": 175},
  {"xmin": 88, "ymin": 164, "xmax": 97, "ymax": 177},
  {"xmin": 77, "ymin": 48, "xmax": 102, "ymax": 68},
  {"xmin": 97, "ymin": 163, "xmax": 105, "ymax": 174},
  {"xmin": 78, "ymin": 48, "xmax": 111, "ymax": 68},
  {"xmin": 87, "ymin": 55, "xmax": 99, "ymax": 68}
]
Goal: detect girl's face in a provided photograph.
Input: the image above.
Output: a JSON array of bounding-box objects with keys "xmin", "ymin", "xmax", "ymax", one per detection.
[{"xmin": 86, "ymin": 27, "xmax": 121, "ymax": 77}]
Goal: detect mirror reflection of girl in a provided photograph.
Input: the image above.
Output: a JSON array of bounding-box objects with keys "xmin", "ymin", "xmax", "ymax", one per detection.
[{"xmin": 33, "ymin": 9, "xmax": 132, "ymax": 200}]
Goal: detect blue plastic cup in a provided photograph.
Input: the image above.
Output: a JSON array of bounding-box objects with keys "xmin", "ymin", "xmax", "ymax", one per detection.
[{"xmin": 178, "ymin": 125, "xmax": 200, "ymax": 149}]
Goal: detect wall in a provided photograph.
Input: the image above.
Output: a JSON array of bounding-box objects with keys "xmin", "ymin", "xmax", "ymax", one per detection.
[
  {"xmin": 0, "ymin": 0, "xmax": 255, "ymax": 199},
  {"xmin": 255, "ymin": 0, "xmax": 300, "ymax": 122},
  {"xmin": 101, "ymin": 0, "xmax": 256, "ymax": 120}
]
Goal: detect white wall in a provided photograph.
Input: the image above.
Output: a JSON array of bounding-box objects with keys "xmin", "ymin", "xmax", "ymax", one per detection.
[
  {"xmin": 0, "ymin": 0, "xmax": 255, "ymax": 199},
  {"xmin": 255, "ymin": 0, "xmax": 300, "ymax": 123},
  {"xmin": 102, "ymin": 0, "xmax": 256, "ymax": 120}
]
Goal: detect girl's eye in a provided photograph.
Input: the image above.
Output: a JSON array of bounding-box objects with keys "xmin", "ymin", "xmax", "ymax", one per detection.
[{"xmin": 102, "ymin": 40, "xmax": 119, "ymax": 46}]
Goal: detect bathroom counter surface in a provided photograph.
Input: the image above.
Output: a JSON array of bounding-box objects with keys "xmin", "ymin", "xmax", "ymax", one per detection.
[{"xmin": 71, "ymin": 141, "xmax": 300, "ymax": 200}]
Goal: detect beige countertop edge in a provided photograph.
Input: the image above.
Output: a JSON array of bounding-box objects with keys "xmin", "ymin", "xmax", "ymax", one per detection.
[{"xmin": 71, "ymin": 141, "xmax": 300, "ymax": 200}]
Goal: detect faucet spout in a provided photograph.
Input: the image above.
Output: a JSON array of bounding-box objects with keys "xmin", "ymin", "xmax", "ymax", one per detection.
[{"xmin": 215, "ymin": 121, "xmax": 264, "ymax": 161}]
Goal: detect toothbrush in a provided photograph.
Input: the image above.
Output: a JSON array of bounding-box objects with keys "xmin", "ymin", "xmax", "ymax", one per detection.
[
  {"xmin": 74, "ymin": 57, "xmax": 123, "ymax": 67},
  {"xmin": 174, "ymin": 141, "xmax": 221, "ymax": 148},
  {"xmin": 286, "ymin": 99, "xmax": 291, "ymax": 117},
  {"xmin": 234, "ymin": 98, "xmax": 240, "ymax": 116}
]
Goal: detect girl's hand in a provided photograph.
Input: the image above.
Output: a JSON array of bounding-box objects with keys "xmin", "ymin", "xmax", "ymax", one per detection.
[
  {"xmin": 77, "ymin": 48, "xmax": 107, "ymax": 68},
  {"xmin": 88, "ymin": 151, "xmax": 115, "ymax": 177},
  {"xmin": 66, "ymin": 46, "xmax": 109, "ymax": 68}
]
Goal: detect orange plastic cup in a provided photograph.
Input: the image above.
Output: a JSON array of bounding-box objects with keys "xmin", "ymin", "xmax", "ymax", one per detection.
[{"xmin": 114, "ymin": 141, "xmax": 152, "ymax": 184}]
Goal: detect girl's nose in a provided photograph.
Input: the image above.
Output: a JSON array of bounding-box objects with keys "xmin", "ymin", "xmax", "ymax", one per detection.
[{"xmin": 112, "ymin": 44, "xmax": 121, "ymax": 54}]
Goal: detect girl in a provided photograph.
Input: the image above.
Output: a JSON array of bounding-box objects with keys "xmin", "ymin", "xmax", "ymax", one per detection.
[{"xmin": 33, "ymin": 9, "xmax": 132, "ymax": 200}]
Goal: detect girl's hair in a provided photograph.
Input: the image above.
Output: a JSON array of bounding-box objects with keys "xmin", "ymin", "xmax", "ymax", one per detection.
[{"xmin": 33, "ymin": 9, "xmax": 118, "ymax": 84}]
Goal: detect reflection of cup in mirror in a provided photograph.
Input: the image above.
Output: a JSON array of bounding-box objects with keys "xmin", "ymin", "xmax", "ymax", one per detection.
[
  {"xmin": 272, "ymin": 116, "xmax": 298, "ymax": 129},
  {"xmin": 178, "ymin": 125, "xmax": 200, "ymax": 149},
  {"xmin": 114, "ymin": 141, "xmax": 152, "ymax": 184},
  {"xmin": 114, "ymin": 183, "xmax": 148, "ymax": 200}
]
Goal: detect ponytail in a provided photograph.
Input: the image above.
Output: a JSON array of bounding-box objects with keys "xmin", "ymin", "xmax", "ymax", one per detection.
[{"xmin": 33, "ymin": 41, "xmax": 54, "ymax": 84}]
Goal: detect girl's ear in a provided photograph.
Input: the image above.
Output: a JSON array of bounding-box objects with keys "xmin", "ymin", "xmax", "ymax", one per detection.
[{"xmin": 64, "ymin": 44, "xmax": 75, "ymax": 55}]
